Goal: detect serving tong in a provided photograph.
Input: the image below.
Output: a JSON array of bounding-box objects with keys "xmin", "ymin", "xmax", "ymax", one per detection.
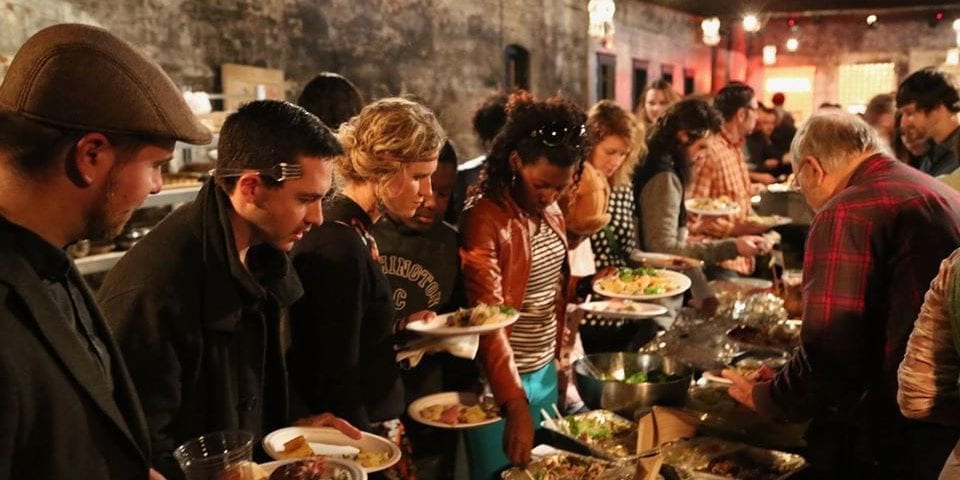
[{"xmin": 209, "ymin": 162, "xmax": 304, "ymax": 182}]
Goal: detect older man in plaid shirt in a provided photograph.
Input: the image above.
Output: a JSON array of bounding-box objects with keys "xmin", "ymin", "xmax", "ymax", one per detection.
[{"xmin": 723, "ymin": 111, "xmax": 960, "ymax": 479}]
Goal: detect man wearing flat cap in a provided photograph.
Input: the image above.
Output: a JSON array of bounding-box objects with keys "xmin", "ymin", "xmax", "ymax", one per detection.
[{"xmin": 0, "ymin": 23, "xmax": 211, "ymax": 479}]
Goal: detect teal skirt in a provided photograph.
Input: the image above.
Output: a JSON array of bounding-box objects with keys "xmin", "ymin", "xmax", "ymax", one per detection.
[{"xmin": 462, "ymin": 361, "xmax": 558, "ymax": 480}]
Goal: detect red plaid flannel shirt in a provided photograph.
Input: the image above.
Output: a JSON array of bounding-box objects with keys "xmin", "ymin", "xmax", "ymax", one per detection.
[
  {"xmin": 754, "ymin": 154, "xmax": 960, "ymax": 426},
  {"xmin": 687, "ymin": 132, "xmax": 754, "ymax": 274}
]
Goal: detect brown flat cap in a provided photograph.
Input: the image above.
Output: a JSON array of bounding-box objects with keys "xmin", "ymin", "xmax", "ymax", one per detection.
[{"xmin": 0, "ymin": 23, "xmax": 212, "ymax": 144}]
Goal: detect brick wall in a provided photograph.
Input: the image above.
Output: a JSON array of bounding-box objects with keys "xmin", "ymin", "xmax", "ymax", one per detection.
[{"xmin": 0, "ymin": 0, "xmax": 589, "ymax": 159}]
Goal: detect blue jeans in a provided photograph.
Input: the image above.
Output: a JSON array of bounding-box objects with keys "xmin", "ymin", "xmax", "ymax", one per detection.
[{"xmin": 462, "ymin": 362, "xmax": 558, "ymax": 480}]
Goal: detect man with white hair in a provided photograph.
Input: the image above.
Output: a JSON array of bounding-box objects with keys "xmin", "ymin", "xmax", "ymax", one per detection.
[{"xmin": 724, "ymin": 111, "xmax": 960, "ymax": 478}]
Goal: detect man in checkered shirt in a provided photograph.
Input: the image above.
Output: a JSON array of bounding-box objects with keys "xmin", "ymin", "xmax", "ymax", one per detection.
[{"xmin": 723, "ymin": 111, "xmax": 960, "ymax": 479}]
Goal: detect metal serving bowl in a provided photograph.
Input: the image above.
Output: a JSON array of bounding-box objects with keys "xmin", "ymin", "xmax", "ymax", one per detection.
[{"xmin": 574, "ymin": 353, "xmax": 692, "ymax": 417}]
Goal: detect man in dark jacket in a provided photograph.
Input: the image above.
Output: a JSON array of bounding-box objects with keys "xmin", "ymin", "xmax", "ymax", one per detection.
[
  {"xmin": 0, "ymin": 24, "xmax": 212, "ymax": 479},
  {"xmin": 897, "ymin": 67, "xmax": 960, "ymax": 177},
  {"xmin": 98, "ymin": 100, "xmax": 359, "ymax": 479}
]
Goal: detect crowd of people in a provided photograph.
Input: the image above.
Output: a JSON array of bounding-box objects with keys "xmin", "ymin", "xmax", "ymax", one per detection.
[{"xmin": 6, "ymin": 22, "xmax": 960, "ymax": 480}]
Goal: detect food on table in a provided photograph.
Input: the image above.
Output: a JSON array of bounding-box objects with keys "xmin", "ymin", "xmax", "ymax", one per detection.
[
  {"xmin": 215, "ymin": 461, "xmax": 267, "ymax": 480},
  {"xmin": 727, "ymin": 323, "xmax": 800, "ymax": 351},
  {"xmin": 661, "ymin": 437, "xmax": 806, "ymax": 480},
  {"xmin": 445, "ymin": 303, "xmax": 516, "ymax": 327},
  {"xmin": 522, "ymin": 453, "xmax": 628, "ymax": 479},
  {"xmin": 419, "ymin": 401, "xmax": 499, "ymax": 426},
  {"xmin": 268, "ymin": 458, "xmax": 351, "ymax": 480},
  {"xmin": 277, "ymin": 436, "xmax": 315, "ymax": 459},
  {"xmin": 560, "ymin": 410, "xmax": 636, "ymax": 459},
  {"xmin": 273, "ymin": 434, "xmax": 390, "ymax": 468},
  {"xmin": 687, "ymin": 196, "xmax": 739, "ymax": 213},
  {"xmin": 596, "ymin": 267, "xmax": 680, "ymax": 296},
  {"xmin": 597, "ymin": 369, "xmax": 683, "ymax": 384}
]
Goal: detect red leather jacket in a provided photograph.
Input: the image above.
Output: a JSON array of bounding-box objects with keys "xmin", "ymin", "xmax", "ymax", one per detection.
[{"xmin": 459, "ymin": 191, "xmax": 570, "ymax": 406}]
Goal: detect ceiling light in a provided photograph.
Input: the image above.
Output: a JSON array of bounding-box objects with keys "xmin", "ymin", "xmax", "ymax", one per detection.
[
  {"xmin": 702, "ymin": 17, "xmax": 721, "ymax": 46},
  {"xmin": 785, "ymin": 38, "xmax": 799, "ymax": 52},
  {"xmin": 743, "ymin": 14, "xmax": 760, "ymax": 33},
  {"xmin": 866, "ymin": 15, "xmax": 878, "ymax": 28}
]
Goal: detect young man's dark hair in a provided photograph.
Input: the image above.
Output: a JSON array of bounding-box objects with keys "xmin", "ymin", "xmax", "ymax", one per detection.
[
  {"xmin": 215, "ymin": 100, "xmax": 343, "ymax": 190},
  {"xmin": 472, "ymin": 93, "xmax": 509, "ymax": 148},
  {"xmin": 297, "ymin": 72, "xmax": 364, "ymax": 131},
  {"xmin": 896, "ymin": 67, "xmax": 960, "ymax": 113},
  {"xmin": 714, "ymin": 82, "xmax": 756, "ymax": 121},
  {"xmin": 438, "ymin": 138, "xmax": 458, "ymax": 167}
]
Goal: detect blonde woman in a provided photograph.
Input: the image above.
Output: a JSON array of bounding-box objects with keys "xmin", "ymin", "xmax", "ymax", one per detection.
[
  {"xmin": 635, "ymin": 79, "xmax": 681, "ymax": 129},
  {"xmin": 288, "ymin": 98, "xmax": 444, "ymax": 479}
]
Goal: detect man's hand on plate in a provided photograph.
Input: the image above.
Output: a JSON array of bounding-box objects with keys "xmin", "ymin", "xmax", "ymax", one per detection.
[
  {"xmin": 721, "ymin": 369, "xmax": 759, "ymax": 412},
  {"xmin": 293, "ymin": 413, "xmax": 363, "ymax": 440}
]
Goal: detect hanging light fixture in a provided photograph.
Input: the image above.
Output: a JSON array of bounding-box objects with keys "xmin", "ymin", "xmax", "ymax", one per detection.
[
  {"xmin": 588, "ymin": 0, "xmax": 617, "ymax": 41},
  {"xmin": 743, "ymin": 14, "xmax": 761, "ymax": 33},
  {"xmin": 953, "ymin": 18, "xmax": 960, "ymax": 46},
  {"xmin": 866, "ymin": 14, "xmax": 878, "ymax": 28},
  {"xmin": 702, "ymin": 17, "xmax": 721, "ymax": 46},
  {"xmin": 785, "ymin": 37, "xmax": 799, "ymax": 52},
  {"xmin": 763, "ymin": 45, "xmax": 777, "ymax": 65}
]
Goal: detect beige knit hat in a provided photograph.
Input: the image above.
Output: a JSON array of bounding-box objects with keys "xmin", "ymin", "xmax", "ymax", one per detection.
[{"xmin": 0, "ymin": 23, "xmax": 212, "ymax": 144}]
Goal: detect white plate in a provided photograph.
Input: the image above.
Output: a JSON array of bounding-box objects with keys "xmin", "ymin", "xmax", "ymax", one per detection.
[
  {"xmin": 406, "ymin": 309, "xmax": 518, "ymax": 336},
  {"xmin": 746, "ymin": 214, "xmax": 792, "ymax": 228},
  {"xmin": 685, "ymin": 198, "xmax": 742, "ymax": 216},
  {"xmin": 262, "ymin": 427, "xmax": 400, "ymax": 473},
  {"xmin": 407, "ymin": 391, "xmax": 501, "ymax": 430},
  {"xmin": 630, "ymin": 250, "xmax": 704, "ymax": 270},
  {"xmin": 592, "ymin": 269, "xmax": 692, "ymax": 300},
  {"xmin": 259, "ymin": 457, "xmax": 368, "ymax": 479},
  {"xmin": 577, "ymin": 300, "xmax": 668, "ymax": 319}
]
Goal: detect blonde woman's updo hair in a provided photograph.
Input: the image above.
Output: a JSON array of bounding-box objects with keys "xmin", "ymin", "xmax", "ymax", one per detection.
[
  {"xmin": 586, "ymin": 100, "xmax": 645, "ymax": 188},
  {"xmin": 337, "ymin": 97, "xmax": 445, "ymax": 185}
]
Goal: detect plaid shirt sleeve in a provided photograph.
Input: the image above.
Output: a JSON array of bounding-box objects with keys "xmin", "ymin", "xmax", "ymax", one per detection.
[
  {"xmin": 754, "ymin": 205, "xmax": 875, "ymax": 421},
  {"xmin": 687, "ymin": 144, "xmax": 718, "ymax": 202}
]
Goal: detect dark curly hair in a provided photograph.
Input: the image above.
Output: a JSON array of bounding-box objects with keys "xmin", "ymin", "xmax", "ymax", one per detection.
[
  {"xmin": 897, "ymin": 67, "xmax": 960, "ymax": 113},
  {"xmin": 636, "ymin": 98, "xmax": 722, "ymax": 189},
  {"xmin": 477, "ymin": 91, "xmax": 588, "ymax": 199},
  {"xmin": 472, "ymin": 93, "xmax": 509, "ymax": 148}
]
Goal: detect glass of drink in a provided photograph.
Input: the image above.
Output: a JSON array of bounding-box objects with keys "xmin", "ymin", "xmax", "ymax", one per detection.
[{"xmin": 174, "ymin": 430, "xmax": 255, "ymax": 480}]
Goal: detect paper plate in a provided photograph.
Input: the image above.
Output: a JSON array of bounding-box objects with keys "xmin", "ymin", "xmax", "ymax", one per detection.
[
  {"xmin": 258, "ymin": 457, "xmax": 367, "ymax": 479},
  {"xmin": 407, "ymin": 392, "xmax": 501, "ymax": 430},
  {"xmin": 592, "ymin": 269, "xmax": 692, "ymax": 301},
  {"xmin": 262, "ymin": 427, "xmax": 399, "ymax": 473},
  {"xmin": 406, "ymin": 309, "xmax": 518, "ymax": 336},
  {"xmin": 685, "ymin": 198, "xmax": 742, "ymax": 216},
  {"xmin": 577, "ymin": 300, "xmax": 668, "ymax": 319}
]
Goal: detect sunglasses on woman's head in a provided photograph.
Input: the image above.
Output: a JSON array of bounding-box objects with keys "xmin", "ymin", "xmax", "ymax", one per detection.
[{"xmin": 530, "ymin": 123, "xmax": 587, "ymax": 148}]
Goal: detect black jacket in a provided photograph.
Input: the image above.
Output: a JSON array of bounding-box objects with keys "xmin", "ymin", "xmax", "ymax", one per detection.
[
  {"xmin": 0, "ymin": 220, "xmax": 150, "ymax": 479},
  {"xmin": 98, "ymin": 180, "xmax": 303, "ymax": 479},
  {"xmin": 288, "ymin": 195, "xmax": 404, "ymax": 431}
]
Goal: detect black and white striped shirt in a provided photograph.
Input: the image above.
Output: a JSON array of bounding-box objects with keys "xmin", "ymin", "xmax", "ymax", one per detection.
[{"xmin": 509, "ymin": 219, "xmax": 566, "ymax": 373}]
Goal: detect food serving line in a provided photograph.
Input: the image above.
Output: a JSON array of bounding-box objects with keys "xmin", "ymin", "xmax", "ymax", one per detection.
[{"xmin": 177, "ymin": 190, "xmax": 809, "ymax": 480}]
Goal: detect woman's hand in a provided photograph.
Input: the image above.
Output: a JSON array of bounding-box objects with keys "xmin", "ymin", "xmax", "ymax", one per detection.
[
  {"xmin": 293, "ymin": 413, "xmax": 362, "ymax": 440},
  {"xmin": 395, "ymin": 309, "xmax": 436, "ymax": 332},
  {"xmin": 502, "ymin": 398, "xmax": 534, "ymax": 466}
]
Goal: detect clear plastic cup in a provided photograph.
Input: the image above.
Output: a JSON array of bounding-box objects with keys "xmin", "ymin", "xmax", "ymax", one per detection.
[{"xmin": 173, "ymin": 430, "xmax": 254, "ymax": 480}]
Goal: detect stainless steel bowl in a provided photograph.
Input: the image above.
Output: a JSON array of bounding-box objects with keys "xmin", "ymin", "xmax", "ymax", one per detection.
[{"xmin": 574, "ymin": 353, "xmax": 692, "ymax": 417}]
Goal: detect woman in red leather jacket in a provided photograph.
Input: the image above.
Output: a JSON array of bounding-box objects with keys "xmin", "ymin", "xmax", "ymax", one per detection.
[{"xmin": 459, "ymin": 91, "xmax": 587, "ymax": 479}]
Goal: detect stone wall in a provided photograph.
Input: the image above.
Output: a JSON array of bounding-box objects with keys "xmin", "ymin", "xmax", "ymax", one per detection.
[{"xmin": 0, "ymin": 0, "xmax": 589, "ymax": 159}]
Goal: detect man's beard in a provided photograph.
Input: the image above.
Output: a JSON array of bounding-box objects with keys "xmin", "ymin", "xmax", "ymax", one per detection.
[{"xmin": 83, "ymin": 170, "xmax": 127, "ymax": 240}]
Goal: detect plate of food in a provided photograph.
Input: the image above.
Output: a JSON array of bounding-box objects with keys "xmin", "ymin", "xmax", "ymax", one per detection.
[
  {"xmin": 630, "ymin": 250, "xmax": 704, "ymax": 270},
  {"xmin": 407, "ymin": 391, "xmax": 500, "ymax": 429},
  {"xmin": 257, "ymin": 457, "xmax": 367, "ymax": 480},
  {"xmin": 405, "ymin": 303, "xmax": 518, "ymax": 336},
  {"xmin": 593, "ymin": 267, "xmax": 692, "ymax": 300},
  {"xmin": 685, "ymin": 197, "xmax": 742, "ymax": 216},
  {"xmin": 701, "ymin": 351, "xmax": 790, "ymax": 385},
  {"xmin": 262, "ymin": 427, "xmax": 399, "ymax": 473},
  {"xmin": 746, "ymin": 214, "xmax": 792, "ymax": 228},
  {"xmin": 577, "ymin": 299, "xmax": 669, "ymax": 319}
]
